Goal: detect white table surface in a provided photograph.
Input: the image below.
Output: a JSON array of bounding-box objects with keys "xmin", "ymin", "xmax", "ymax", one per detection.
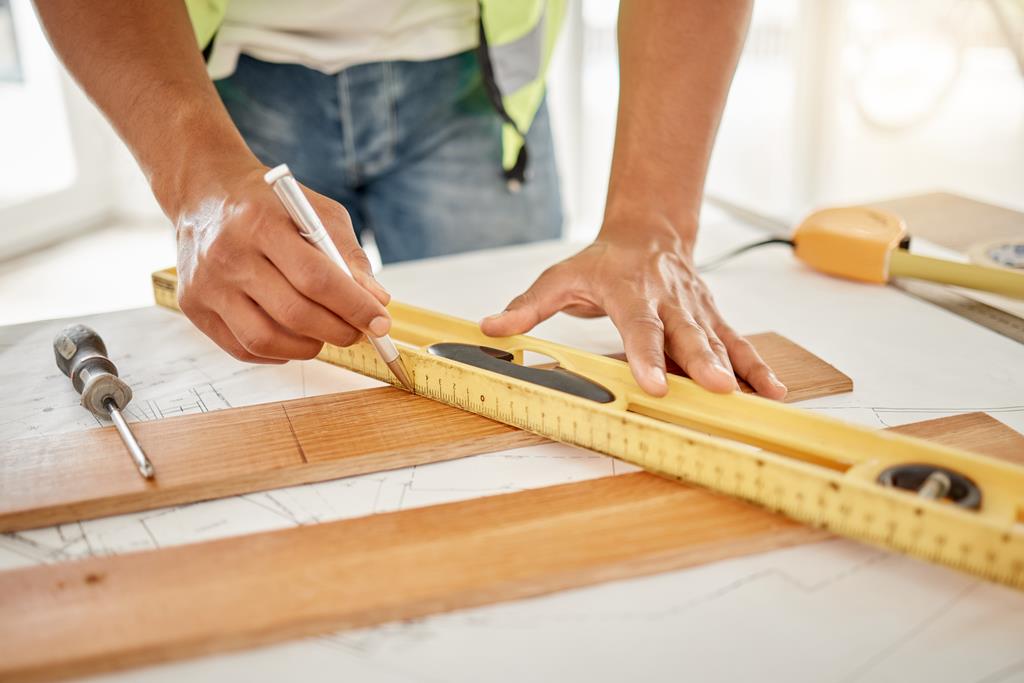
[{"xmin": 2, "ymin": 207, "xmax": 1023, "ymax": 683}]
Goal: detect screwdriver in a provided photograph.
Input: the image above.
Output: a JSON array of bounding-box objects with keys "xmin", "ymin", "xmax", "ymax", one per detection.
[{"xmin": 53, "ymin": 324, "xmax": 155, "ymax": 479}]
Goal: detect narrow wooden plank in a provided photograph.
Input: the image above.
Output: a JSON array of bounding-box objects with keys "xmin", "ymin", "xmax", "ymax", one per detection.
[
  {"xmin": 0, "ymin": 411, "xmax": 1018, "ymax": 683},
  {"xmin": 0, "ymin": 474, "xmax": 826, "ymax": 683},
  {"xmin": 0, "ymin": 388, "xmax": 546, "ymax": 533},
  {"xmin": 888, "ymin": 412, "xmax": 1024, "ymax": 466},
  {"xmin": 0, "ymin": 402, "xmax": 302, "ymax": 531},
  {"xmin": 0, "ymin": 332, "xmax": 850, "ymax": 533}
]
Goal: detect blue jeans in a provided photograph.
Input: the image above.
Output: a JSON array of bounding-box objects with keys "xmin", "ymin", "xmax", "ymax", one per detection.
[{"xmin": 215, "ymin": 51, "xmax": 563, "ymax": 263}]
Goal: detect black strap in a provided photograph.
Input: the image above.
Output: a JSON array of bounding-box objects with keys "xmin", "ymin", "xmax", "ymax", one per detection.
[
  {"xmin": 201, "ymin": 33, "xmax": 217, "ymax": 63},
  {"xmin": 475, "ymin": 17, "xmax": 528, "ymax": 186}
]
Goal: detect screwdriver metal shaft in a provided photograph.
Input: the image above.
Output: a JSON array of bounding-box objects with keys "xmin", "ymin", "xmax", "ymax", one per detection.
[{"xmin": 104, "ymin": 398, "xmax": 155, "ymax": 479}]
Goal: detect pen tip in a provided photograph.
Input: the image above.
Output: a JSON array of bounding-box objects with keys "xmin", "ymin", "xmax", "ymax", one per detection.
[{"xmin": 388, "ymin": 357, "xmax": 414, "ymax": 392}]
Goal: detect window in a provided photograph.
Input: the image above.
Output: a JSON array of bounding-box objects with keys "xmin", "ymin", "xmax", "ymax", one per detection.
[
  {"xmin": 549, "ymin": 0, "xmax": 1024, "ymax": 238},
  {"xmin": 0, "ymin": 0, "xmax": 111, "ymax": 258}
]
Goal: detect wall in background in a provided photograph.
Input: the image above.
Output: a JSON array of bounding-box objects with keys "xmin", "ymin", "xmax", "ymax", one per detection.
[
  {"xmin": 823, "ymin": 0, "xmax": 1024, "ymax": 211},
  {"xmin": 713, "ymin": 0, "xmax": 1024, "ymax": 222},
  {"xmin": 0, "ymin": 0, "xmax": 120, "ymax": 258}
]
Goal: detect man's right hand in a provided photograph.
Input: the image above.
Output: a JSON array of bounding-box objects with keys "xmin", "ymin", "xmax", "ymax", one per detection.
[
  {"xmin": 172, "ymin": 162, "xmax": 393, "ymax": 363},
  {"xmin": 32, "ymin": 3, "xmax": 392, "ymax": 363}
]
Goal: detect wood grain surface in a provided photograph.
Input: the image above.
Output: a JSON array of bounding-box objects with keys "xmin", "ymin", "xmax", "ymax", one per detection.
[
  {"xmin": 0, "ymin": 332, "xmax": 850, "ymax": 533},
  {"xmin": 0, "ymin": 388, "xmax": 546, "ymax": 533},
  {"xmin": 0, "ymin": 412, "xmax": 1019, "ymax": 683},
  {"xmin": 889, "ymin": 411, "xmax": 1024, "ymax": 466},
  {"xmin": 736, "ymin": 332, "xmax": 852, "ymax": 401}
]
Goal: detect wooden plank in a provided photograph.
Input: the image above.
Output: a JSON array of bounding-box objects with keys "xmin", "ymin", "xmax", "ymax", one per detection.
[
  {"xmin": 0, "ymin": 388, "xmax": 546, "ymax": 533},
  {"xmin": 0, "ymin": 411, "xmax": 1018, "ymax": 683},
  {"xmin": 887, "ymin": 412, "xmax": 1024, "ymax": 466},
  {"xmin": 0, "ymin": 332, "xmax": 850, "ymax": 533},
  {"xmin": 0, "ymin": 474, "xmax": 827, "ymax": 683}
]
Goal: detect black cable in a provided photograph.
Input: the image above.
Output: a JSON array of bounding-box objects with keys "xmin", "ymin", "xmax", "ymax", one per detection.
[{"xmin": 696, "ymin": 238, "xmax": 794, "ymax": 273}]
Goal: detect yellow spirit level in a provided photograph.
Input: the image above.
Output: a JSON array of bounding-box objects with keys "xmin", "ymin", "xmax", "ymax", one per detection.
[{"xmin": 151, "ymin": 269, "xmax": 1024, "ymax": 590}]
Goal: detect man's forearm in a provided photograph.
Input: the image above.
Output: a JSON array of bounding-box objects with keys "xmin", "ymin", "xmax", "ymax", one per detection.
[
  {"xmin": 603, "ymin": 0, "xmax": 752, "ymax": 245},
  {"xmin": 36, "ymin": 2, "xmax": 395, "ymax": 365},
  {"xmin": 33, "ymin": 1, "xmax": 257, "ymax": 215}
]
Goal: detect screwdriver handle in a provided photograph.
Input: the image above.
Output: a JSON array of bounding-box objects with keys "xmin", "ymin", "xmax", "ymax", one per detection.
[
  {"xmin": 54, "ymin": 323, "xmax": 112, "ymax": 385},
  {"xmin": 53, "ymin": 324, "xmax": 133, "ymax": 418}
]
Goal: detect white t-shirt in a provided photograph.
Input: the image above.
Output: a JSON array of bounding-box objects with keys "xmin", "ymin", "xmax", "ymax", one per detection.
[{"xmin": 207, "ymin": 0, "xmax": 480, "ymax": 80}]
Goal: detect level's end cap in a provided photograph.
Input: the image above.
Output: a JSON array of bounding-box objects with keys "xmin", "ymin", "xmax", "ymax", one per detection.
[{"xmin": 263, "ymin": 164, "xmax": 292, "ymax": 186}]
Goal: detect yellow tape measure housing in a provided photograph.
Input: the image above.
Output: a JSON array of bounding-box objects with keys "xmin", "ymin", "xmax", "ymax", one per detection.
[
  {"xmin": 792, "ymin": 207, "xmax": 907, "ymax": 284},
  {"xmin": 792, "ymin": 206, "xmax": 1024, "ymax": 299}
]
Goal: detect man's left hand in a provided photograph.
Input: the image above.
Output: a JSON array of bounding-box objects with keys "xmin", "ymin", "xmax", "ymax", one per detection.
[{"xmin": 480, "ymin": 231, "xmax": 787, "ymax": 400}]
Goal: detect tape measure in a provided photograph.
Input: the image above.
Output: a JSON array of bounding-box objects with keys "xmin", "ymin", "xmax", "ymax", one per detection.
[
  {"xmin": 153, "ymin": 269, "xmax": 1024, "ymax": 590},
  {"xmin": 704, "ymin": 194, "xmax": 1024, "ymax": 343},
  {"xmin": 792, "ymin": 207, "xmax": 1024, "ymax": 300}
]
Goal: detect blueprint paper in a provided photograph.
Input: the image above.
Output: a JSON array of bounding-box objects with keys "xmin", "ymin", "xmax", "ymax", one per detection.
[{"xmin": 1, "ymin": 208, "xmax": 1022, "ymax": 682}]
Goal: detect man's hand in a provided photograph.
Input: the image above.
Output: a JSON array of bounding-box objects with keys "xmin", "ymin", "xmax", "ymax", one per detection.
[
  {"xmin": 173, "ymin": 161, "xmax": 392, "ymax": 363},
  {"xmin": 483, "ymin": 0, "xmax": 777, "ymax": 399},
  {"xmin": 480, "ymin": 227, "xmax": 786, "ymax": 399}
]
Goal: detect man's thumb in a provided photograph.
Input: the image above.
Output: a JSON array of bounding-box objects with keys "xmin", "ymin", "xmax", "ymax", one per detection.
[{"xmin": 480, "ymin": 279, "xmax": 564, "ymax": 337}]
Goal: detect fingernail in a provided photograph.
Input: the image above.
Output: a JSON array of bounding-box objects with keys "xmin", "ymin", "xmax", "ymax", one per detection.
[
  {"xmin": 652, "ymin": 367, "xmax": 667, "ymax": 387},
  {"xmin": 713, "ymin": 360, "xmax": 739, "ymax": 391},
  {"xmin": 368, "ymin": 316, "xmax": 390, "ymax": 337},
  {"xmin": 770, "ymin": 373, "xmax": 786, "ymax": 390}
]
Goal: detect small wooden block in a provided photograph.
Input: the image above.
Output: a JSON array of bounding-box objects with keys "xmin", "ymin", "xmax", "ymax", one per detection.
[
  {"xmin": 607, "ymin": 331, "xmax": 852, "ymax": 402},
  {"xmin": 0, "ymin": 411, "xmax": 1018, "ymax": 683},
  {"xmin": 739, "ymin": 332, "xmax": 852, "ymax": 401}
]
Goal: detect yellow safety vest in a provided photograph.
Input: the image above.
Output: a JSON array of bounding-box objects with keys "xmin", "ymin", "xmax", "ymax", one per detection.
[{"xmin": 185, "ymin": 0, "xmax": 566, "ymax": 186}]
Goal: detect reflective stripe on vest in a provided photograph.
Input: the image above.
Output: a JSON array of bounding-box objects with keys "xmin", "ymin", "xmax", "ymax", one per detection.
[
  {"xmin": 183, "ymin": 0, "xmax": 565, "ymax": 185},
  {"xmin": 186, "ymin": 0, "xmax": 228, "ymax": 52},
  {"xmin": 477, "ymin": 0, "xmax": 565, "ymax": 187}
]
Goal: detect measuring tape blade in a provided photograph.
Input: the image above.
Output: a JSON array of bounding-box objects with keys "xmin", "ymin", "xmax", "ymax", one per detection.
[{"xmin": 153, "ymin": 269, "xmax": 1024, "ymax": 589}]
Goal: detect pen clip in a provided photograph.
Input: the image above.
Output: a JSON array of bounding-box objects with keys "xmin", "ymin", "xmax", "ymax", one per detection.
[{"xmin": 265, "ymin": 165, "xmax": 328, "ymax": 241}]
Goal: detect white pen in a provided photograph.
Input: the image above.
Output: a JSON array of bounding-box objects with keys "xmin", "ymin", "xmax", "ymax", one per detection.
[{"xmin": 264, "ymin": 164, "xmax": 414, "ymax": 391}]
